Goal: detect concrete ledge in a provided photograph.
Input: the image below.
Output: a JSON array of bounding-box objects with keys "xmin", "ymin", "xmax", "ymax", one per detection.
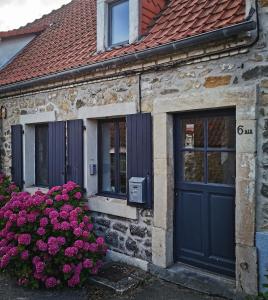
[
  {"xmin": 20, "ymin": 111, "xmax": 56, "ymax": 124},
  {"xmin": 149, "ymin": 262, "xmax": 236, "ymax": 299},
  {"xmin": 88, "ymin": 196, "xmax": 138, "ymax": 220},
  {"xmin": 106, "ymin": 250, "xmax": 149, "ymax": 272},
  {"xmin": 78, "ymin": 102, "xmax": 137, "ymax": 119},
  {"xmin": 24, "ymin": 187, "xmax": 49, "ymax": 194}
]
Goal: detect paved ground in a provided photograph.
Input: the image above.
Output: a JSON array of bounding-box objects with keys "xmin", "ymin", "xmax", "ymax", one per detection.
[{"xmin": 0, "ymin": 273, "xmax": 224, "ymax": 300}]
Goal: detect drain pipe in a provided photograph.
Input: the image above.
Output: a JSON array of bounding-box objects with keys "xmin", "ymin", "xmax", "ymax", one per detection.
[
  {"xmin": 138, "ymin": 73, "xmax": 142, "ymax": 114},
  {"xmin": 0, "ymin": 19, "xmax": 257, "ymax": 96}
]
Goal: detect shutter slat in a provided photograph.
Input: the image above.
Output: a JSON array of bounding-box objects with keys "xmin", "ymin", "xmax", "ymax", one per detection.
[
  {"xmin": 126, "ymin": 113, "xmax": 153, "ymax": 208},
  {"xmin": 48, "ymin": 121, "xmax": 66, "ymax": 187},
  {"xmin": 67, "ymin": 119, "xmax": 84, "ymax": 188},
  {"xmin": 11, "ymin": 125, "xmax": 23, "ymax": 189},
  {"xmin": 137, "ymin": 116, "xmax": 143, "ymax": 177}
]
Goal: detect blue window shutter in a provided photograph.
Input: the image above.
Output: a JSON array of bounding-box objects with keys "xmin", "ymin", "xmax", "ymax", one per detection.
[
  {"xmin": 67, "ymin": 119, "xmax": 84, "ymax": 188},
  {"xmin": 126, "ymin": 113, "xmax": 153, "ymax": 208},
  {"xmin": 11, "ymin": 125, "xmax": 23, "ymax": 189},
  {"xmin": 48, "ymin": 121, "xmax": 66, "ymax": 187}
]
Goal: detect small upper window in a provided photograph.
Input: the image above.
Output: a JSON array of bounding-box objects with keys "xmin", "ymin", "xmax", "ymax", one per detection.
[{"xmin": 108, "ymin": 0, "xmax": 129, "ymax": 46}]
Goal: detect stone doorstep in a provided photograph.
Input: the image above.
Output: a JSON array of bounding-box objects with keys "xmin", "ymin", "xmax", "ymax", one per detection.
[
  {"xmin": 89, "ymin": 262, "xmax": 148, "ymax": 295},
  {"xmin": 148, "ymin": 262, "xmax": 236, "ymax": 300}
]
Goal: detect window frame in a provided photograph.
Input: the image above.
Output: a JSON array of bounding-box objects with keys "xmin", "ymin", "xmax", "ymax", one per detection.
[
  {"xmin": 98, "ymin": 118, "xmax": 127, "ymax": 199},
  {"xmin": 35, "ymin": 123, "xmax": 49, "ymax": 187},
  {"xmin": 108, "ymin": 0, "xmax": 129, "ymax": 47},
  {"xmin": 176, "ymin": 109, "xmax": 236, "ymax": 187}
]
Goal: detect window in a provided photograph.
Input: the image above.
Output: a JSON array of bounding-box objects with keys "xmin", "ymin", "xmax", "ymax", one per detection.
[
  {"xmin": 35, "ymin": 124, "xmax": 49, "ymax": 187},
  {"xmin": 180, "ymin": 113, "xmax": 236, "ymax": 185},
  {"xmin": 99, "ymin": 119, "xmax": 126, "ymax": 196},
  {"xmin": 108, "ymin": 0, "xmax": 129, "ymax": 46}
]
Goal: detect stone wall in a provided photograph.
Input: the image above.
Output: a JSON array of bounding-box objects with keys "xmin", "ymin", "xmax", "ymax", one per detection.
[
  {"xmin": 0, "ymin": 75, "xmax": 139, "ymax": 176},
  {"xmin": 92, "ymin": 209, "xmax": 153, "ymax": 262}
]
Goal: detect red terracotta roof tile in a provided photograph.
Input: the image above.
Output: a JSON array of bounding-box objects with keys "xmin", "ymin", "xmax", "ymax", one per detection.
[
  {"xmin": 0, "ymin": 0, "xmax": 245, "ymax": 86},
  {"xmin": 0, "ymin": 25, "xmax": 48, "ymax": 38}
]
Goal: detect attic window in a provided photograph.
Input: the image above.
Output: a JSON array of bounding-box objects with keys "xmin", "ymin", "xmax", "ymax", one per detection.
[
  {"xmin": 108, "ymin": 0, "xmax": 129, "ymax": 46},
  {"xmin": 97, "ymin": 0, "xmax": 139, "ymax": 52}
]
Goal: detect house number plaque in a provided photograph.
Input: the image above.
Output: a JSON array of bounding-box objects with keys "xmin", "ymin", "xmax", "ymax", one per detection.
[{"xmin": 237, "ymin": 125, "xmax": 253, "ymax": 135}]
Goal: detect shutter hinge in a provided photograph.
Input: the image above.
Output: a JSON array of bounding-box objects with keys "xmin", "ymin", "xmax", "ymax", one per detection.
[
  {"xmin": 22, "ymin": 130, "xmax": 25, "ymax": 134},
  {"xmin": 83, "ymin": 126, "xmax": 86, "ymax": 131}
]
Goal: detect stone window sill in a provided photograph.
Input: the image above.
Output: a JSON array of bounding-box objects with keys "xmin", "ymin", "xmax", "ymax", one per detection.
[
  {"xmin": 24, "ymin": 186, "xmax": 49, "ymax": 194},
  {"xmin": 88, "ymin": 195, "xmax": 138, "ymax": 220}
]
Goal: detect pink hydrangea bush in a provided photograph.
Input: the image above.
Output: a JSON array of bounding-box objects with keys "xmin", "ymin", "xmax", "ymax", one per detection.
[
  {"xmin": 0, "ymin": 181, "xmax": 107, "ymax": 289},
  {"xmin": 0, "ymin": 174, "xmax": 19, "ymax": 231},
  {"xmin": 0, "ymin": 173, "xmax": 19, "ymax": 209}
]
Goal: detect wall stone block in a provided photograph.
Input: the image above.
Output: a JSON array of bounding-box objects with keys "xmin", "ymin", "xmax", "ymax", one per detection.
[
  {"xmin": 236, "ymin": 245, "xmax": 258, "ymax": 296},
  {"xmin": 204, "ymin": 75, "xmax": 232, "ymax": 88},
  {"xmin": 261, "ymin": 183, "xmax": 268, "ymax": 198},
  {"xmin": 112, "ymin": 222, "xmax": 128, "ymax": 233},
  {"xmin": 126, "ymin": 237, "xmax": 138, "ymax": 252},
  {"xmin": 95, "ymin": 217, "xmax": 111, "ymax": 228},
  {"xmin": 242, "ymin": 65, "xmax": 268, "ymax": 81},
  {"xmin": 263, "ymin": 142, "xmax": 268, "ymax": 153},
  {"xmin": 260, "ymin": 0, "xmax": 268, "ymax": 7},
  {"xmin": 105, "ymin": 230, "xmax": 119, "ymax": 248},
  {"xmin": 236, "ymin": 119, "xmax": 257, "ymax": 154},
  {"xmin": 236, "ymin": 179, "xmax": 255, "ymax": 246},
  {"xmin": 261, "ymin": 202, "xmax": 268, "ymax": 229},
  {"xmin": 261, "ymin": 80, "xmax": 268, "ymax": 88},
  {"xmin": 130, "ymin": 225, "xmax": 147, "ymax": 238}
]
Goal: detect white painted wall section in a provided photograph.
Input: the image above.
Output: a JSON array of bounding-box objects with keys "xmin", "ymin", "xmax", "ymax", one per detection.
[
  {"xmin": 0, "ymin": 34, "xmax": 35, "ymax": 68},
  {"xmin": 20, "ymin": 112, "xmax": 56, "ymax": 188}
]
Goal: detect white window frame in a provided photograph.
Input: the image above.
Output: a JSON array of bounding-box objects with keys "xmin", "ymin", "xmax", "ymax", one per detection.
[
  {"xmin": 78, "ymin": 102, "xmax": 138, "ymax": 219},
  {"xmin": 97, "ymin": 0, "xmax": 140, "ymax": 52},
  {"xmin": 20, "ymin": 111, "xmax": 56, "ymax": 192}
]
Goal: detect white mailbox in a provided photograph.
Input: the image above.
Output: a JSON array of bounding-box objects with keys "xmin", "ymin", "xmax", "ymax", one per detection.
[{"xmin": 129, "ymin": 177, "xmax": 146, "ymax": 204}]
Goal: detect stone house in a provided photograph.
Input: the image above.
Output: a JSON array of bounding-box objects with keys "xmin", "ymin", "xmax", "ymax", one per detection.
[{"xmin": 0, "ymin": 0, "xmax": 267, "ymax": 298}]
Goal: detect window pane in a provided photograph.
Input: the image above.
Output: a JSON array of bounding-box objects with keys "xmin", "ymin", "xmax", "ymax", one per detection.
[
  {"xmin": 208, "ymin": 116, "xmax": 235, "ymax": 148},
  {"xmin": 35, "ymin": 125, "xmax": 48, "ymax": 186},
  {"xmin": 208, "ymin": 152, "xmax": 235, "ymax": 185},
  {"xmin": 110, "ymin": 0, "xmax": 129, "ymax": 45},
  {"xmin": 119, "ymin": 121, "xmax": 126, "ymax": 194},
  {"xmin": 183, "ymin": 151, "xmax": 204, "ymax": 182},
  {"xmin": 182, "ymin": 119, "xmax": 204, "ymax": 148},
  {"xmin": 101, "ymin": 122, "xmax": 116, "ymax": 193}
]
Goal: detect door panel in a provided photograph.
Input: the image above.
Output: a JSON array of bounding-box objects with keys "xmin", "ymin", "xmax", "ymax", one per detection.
[
  {"xmin": 178, "ymin": 191, "xmax": 204, "ymax": 255},
  {"xmin": 174, "ymin": 109, "xmax": 236, "ymax": 277},
  {"xmin": 209, "ymin": 193, "xmax": 235, "ymax": 260}
]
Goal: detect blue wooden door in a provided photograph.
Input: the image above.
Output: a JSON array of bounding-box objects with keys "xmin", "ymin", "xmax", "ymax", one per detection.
[{"xmin": 174, "ymin": 109, "xmax": 236, "ymax": 277}]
